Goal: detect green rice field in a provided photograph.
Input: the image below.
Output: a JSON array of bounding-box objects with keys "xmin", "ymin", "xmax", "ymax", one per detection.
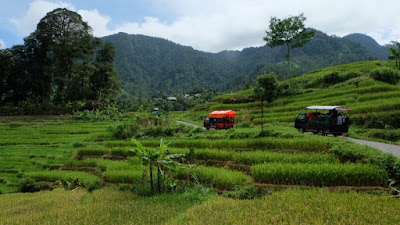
[{"xmin": 1, "ymin": 61, "xmax": 400, "ymax": 224}]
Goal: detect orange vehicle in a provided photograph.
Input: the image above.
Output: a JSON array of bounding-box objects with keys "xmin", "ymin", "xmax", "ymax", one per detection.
[{"xmin": 203, "ymin": 110, "xmax": 236, "ymax": 130}]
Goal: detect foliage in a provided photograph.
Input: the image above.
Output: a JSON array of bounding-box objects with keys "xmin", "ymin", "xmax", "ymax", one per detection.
[
  {"xmin": 224, "ymin": 185, "xmax": 270, "ymax": 200},
  {"xmin": 369, "ymin": 67, "xmax": 400, "ymax": 84},
  {"xmin": 254, "ymin": 72, "xmax": 278, "ymax": 133},
  {"xmin": 17, "ymin": 178, "xmax": 38, "ymax": 193},
  {"xmin": 388, "ymin": 41, "xmax": 400, "ymax": 70},
  {"xmin": 129, "ymin": 138, "xmax": 186, "ymax": 194},
  {"xmin": 102, "ymin": 30, "xmax": 374, "ymax": 101},
  {"xmin": 0, "ymin": 8, "xmax": 119, "ymax": 113},
  {"xmin": 264, "ymin": 13, "xmax": 315, "ymax": 74}
]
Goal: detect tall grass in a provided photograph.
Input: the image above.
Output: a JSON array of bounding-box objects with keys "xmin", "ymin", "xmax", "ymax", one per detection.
[
  {"xmin": 106, "ymin": 137, "xmax": 329, "ymax": 153},
  {"xmin": 0, "ymin": 188, "xmax": 203, "ymax": 224},
  {"xmin": 179, "ymin": 165, "xmax": 252, "ymax": 190},
  {"xmin": 181, "ymin": 189, "xmax": 400, "ymax": 224},
  {"xmin": 168, "ymin": 148, "xmax": 338, "ymax": 164},
  {"xmin": 251, "ymin": 162, "xmax": 388, "ymax": 186},
  {"xmin": 102, "ymin": 170, "xmax": 142, "ymax": 183}
]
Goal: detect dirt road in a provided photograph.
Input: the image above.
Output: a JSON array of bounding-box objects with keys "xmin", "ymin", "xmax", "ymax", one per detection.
[
  {"xmin": 343, "ymin": 137, "xmax": 400, "ymax": 158},
  {"xmin": 175, "ymin": 121, "xmax": 206, "ymax": 130}
]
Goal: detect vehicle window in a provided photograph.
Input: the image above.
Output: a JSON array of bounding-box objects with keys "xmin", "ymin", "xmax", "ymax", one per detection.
[{"xmin": 298, "ymin": 114, "xmax": 306, "ymax": 119}]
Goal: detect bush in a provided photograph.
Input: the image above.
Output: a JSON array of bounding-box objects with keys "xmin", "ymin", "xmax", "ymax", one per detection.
[
  {"xmin": 17, "ymin": 178, "xmax": 37, "ymax": 193},
  {"xmin": 370, "ymin": 67, "xmax": 400, "ymax": 84},
  {"xmin": 351, "ymin": 111, "xmax": 400, "ymax": 129},
  {"xmin": 323, "ymin": 72, "xmax": 341, "ymax": 85},
  {"xmin": 108, "ymin": 124, "xmax": 137, "ymax": 139},
  {"xmin": 224, "ymin": 185, "xmax": 270, "ymax": 200}
]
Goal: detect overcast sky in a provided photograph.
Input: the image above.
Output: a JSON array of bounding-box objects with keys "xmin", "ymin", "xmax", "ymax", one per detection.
[{"xmin": 0, "ymin": 0, "xmax": 399, "ymax": 52}]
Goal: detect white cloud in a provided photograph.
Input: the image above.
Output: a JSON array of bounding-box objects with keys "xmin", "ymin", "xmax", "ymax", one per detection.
[
  {"xmin": 10, "ymin": 0, "xmax": 400, "ymax": 52},
  {"xmin": 10, "ymin": 0, "xmax": 74, "ymax": 36},
  {"xmin": 78, "ymin": 9, "xmax": 111, "ymax": 37},
  {"xmin": 0, "ymin": 39, "xmax": 6, "ymax": 49}
]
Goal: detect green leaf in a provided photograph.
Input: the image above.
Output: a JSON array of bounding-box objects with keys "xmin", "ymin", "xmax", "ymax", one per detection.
[{"xmin": 131, "ymin": 138, "xmax": 146, "ymax": 151}]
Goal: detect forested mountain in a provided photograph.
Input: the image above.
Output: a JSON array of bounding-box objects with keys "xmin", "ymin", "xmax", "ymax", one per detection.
[
  {"xmin": 103, "ymin": 30, "xmax": 389, "ymax": 99},
  {"xmin": 344, "ymin": 33, "xmax": 390, "ymax": 60}
]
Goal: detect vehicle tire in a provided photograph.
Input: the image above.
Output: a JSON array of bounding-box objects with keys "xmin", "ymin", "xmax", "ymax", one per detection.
[{"xmin": 298, "ymin": 128, "xmax": 304, "ymax": 133}]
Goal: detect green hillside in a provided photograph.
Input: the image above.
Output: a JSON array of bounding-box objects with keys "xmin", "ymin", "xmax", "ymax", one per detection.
[
  {"xmin": 103, "ymin": 30, "xmax": 378, "ymax": 99},
  {"xmin": 180, "ymin": 60, "xmax": 400, "ymax": 143}
]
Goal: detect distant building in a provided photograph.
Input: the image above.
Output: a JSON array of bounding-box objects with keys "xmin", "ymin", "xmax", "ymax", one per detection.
[{"xmin": 167, "ymin": 97, "xmax": 177, "ymax": 101}]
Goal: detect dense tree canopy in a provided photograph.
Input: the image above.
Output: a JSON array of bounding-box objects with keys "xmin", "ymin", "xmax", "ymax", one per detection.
[
  {"xmin": 0, "ymin": 8, "xmax": 119, "ymax": 113},
  {"xmin": 264, "ymin": 13, "xmax": 315, "ymax": 75}
]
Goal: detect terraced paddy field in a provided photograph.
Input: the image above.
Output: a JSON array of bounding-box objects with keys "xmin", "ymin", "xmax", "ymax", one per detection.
[{"xmin": 1, "ymin": 61, "xmax": 400, "ymax": 224}]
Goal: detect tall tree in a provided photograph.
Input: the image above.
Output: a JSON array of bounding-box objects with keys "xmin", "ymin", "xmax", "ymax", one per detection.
[
  {"xmin": 264, "ymin": 13, "xmax": 314, "ymax": 75},
  {"xmin": 90, "ymin": 41, "xmax": 120, "ymax": 103},
  {"xmin": 254, "ymin": 72, "xmax": 278, "ymax": 134},
  {"xmin": 33, "ymin": 8, "xmax": 94, "ymax": 103},
  {"xmin": 388, "ymin": 41, "xmax": 400, "ymax": 70}
]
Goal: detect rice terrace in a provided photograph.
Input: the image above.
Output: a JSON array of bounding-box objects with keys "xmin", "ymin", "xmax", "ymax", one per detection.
[{"xmin": 1, "ymin": 4, "xmax": 400, "ymax": 225}]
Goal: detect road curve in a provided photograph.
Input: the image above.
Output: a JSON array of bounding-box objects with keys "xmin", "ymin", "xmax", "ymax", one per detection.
[
  {"xmin": 343, "ymin": 137, "xmax": 400, "ymax": 158},
  {"xmin": 175, "ymin": 121, "xmax": 206, "ymax": 130}
]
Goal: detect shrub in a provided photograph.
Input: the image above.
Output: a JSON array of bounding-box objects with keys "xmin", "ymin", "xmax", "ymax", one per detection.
[
  {"xmin": 370, "ymin": 67, "xmax": 400, "ymax": 84},
  {"xmin": 351, "ymin": 111, "xmax": 400, "ymax": 129},
  {"xmin": 180, "ymin": 185, "xmax": 217, "ymax": 204},
  {"xmin": 224, "ymin": 185, "xmax": 270, "ymax": 200},
  {"xmin": 108, "ymin": 124, "xmax": 137, "ymax": 140},
  {"xmin": 17, "ymin": 178, "xmax": 37, "ymax": 193},
  {"xmin": 323, "ymin": 72, "xmax": 341, "ymax": 85}
]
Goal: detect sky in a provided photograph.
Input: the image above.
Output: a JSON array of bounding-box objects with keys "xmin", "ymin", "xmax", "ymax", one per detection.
[{"xmin": 0, "ymin": 0, "xmax": 399, "ymax": 52}]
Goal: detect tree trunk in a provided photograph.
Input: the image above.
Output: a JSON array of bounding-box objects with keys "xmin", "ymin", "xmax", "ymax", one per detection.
[
  {"xmin": 286, "ymin": 43, "xmax": 291, "ymax": 75},
  {"xmin": 157, "ymin": 166, "xmax": 161, "ymax": 193},
  {"xmin": 149, "ymin": 163, "xmax": 154, "ymax": 194}
]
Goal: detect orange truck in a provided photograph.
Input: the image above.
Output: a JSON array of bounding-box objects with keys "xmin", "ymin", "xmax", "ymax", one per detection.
[{"xmin": 203, "ymin": 110, "xmax": 236, "ymax": 130}]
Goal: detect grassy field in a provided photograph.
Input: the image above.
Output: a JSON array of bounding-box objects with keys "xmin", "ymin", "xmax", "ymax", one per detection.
[{"xmin": 1, "ymin": 60, "xmax": 400, "ymax": 224}]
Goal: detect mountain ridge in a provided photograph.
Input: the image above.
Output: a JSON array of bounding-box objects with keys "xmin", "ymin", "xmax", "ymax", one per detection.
[{"xmin": 102, "ymin": 30, "xmax": 390, "ymax": 99}]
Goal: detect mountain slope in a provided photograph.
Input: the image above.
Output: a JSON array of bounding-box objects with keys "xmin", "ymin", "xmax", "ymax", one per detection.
[
  {"xmin": 103, "ymin": 30, "xmax": 384, "ymax": 99},
  {"xmin": 344, "ymin": 33, "xmax": 390, "ymax": 60}
]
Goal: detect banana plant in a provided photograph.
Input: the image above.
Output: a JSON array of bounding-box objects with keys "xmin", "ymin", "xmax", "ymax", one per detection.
[{"xmin": 130, "ymin": 138, "xmax": 185, "ymax": 194}]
